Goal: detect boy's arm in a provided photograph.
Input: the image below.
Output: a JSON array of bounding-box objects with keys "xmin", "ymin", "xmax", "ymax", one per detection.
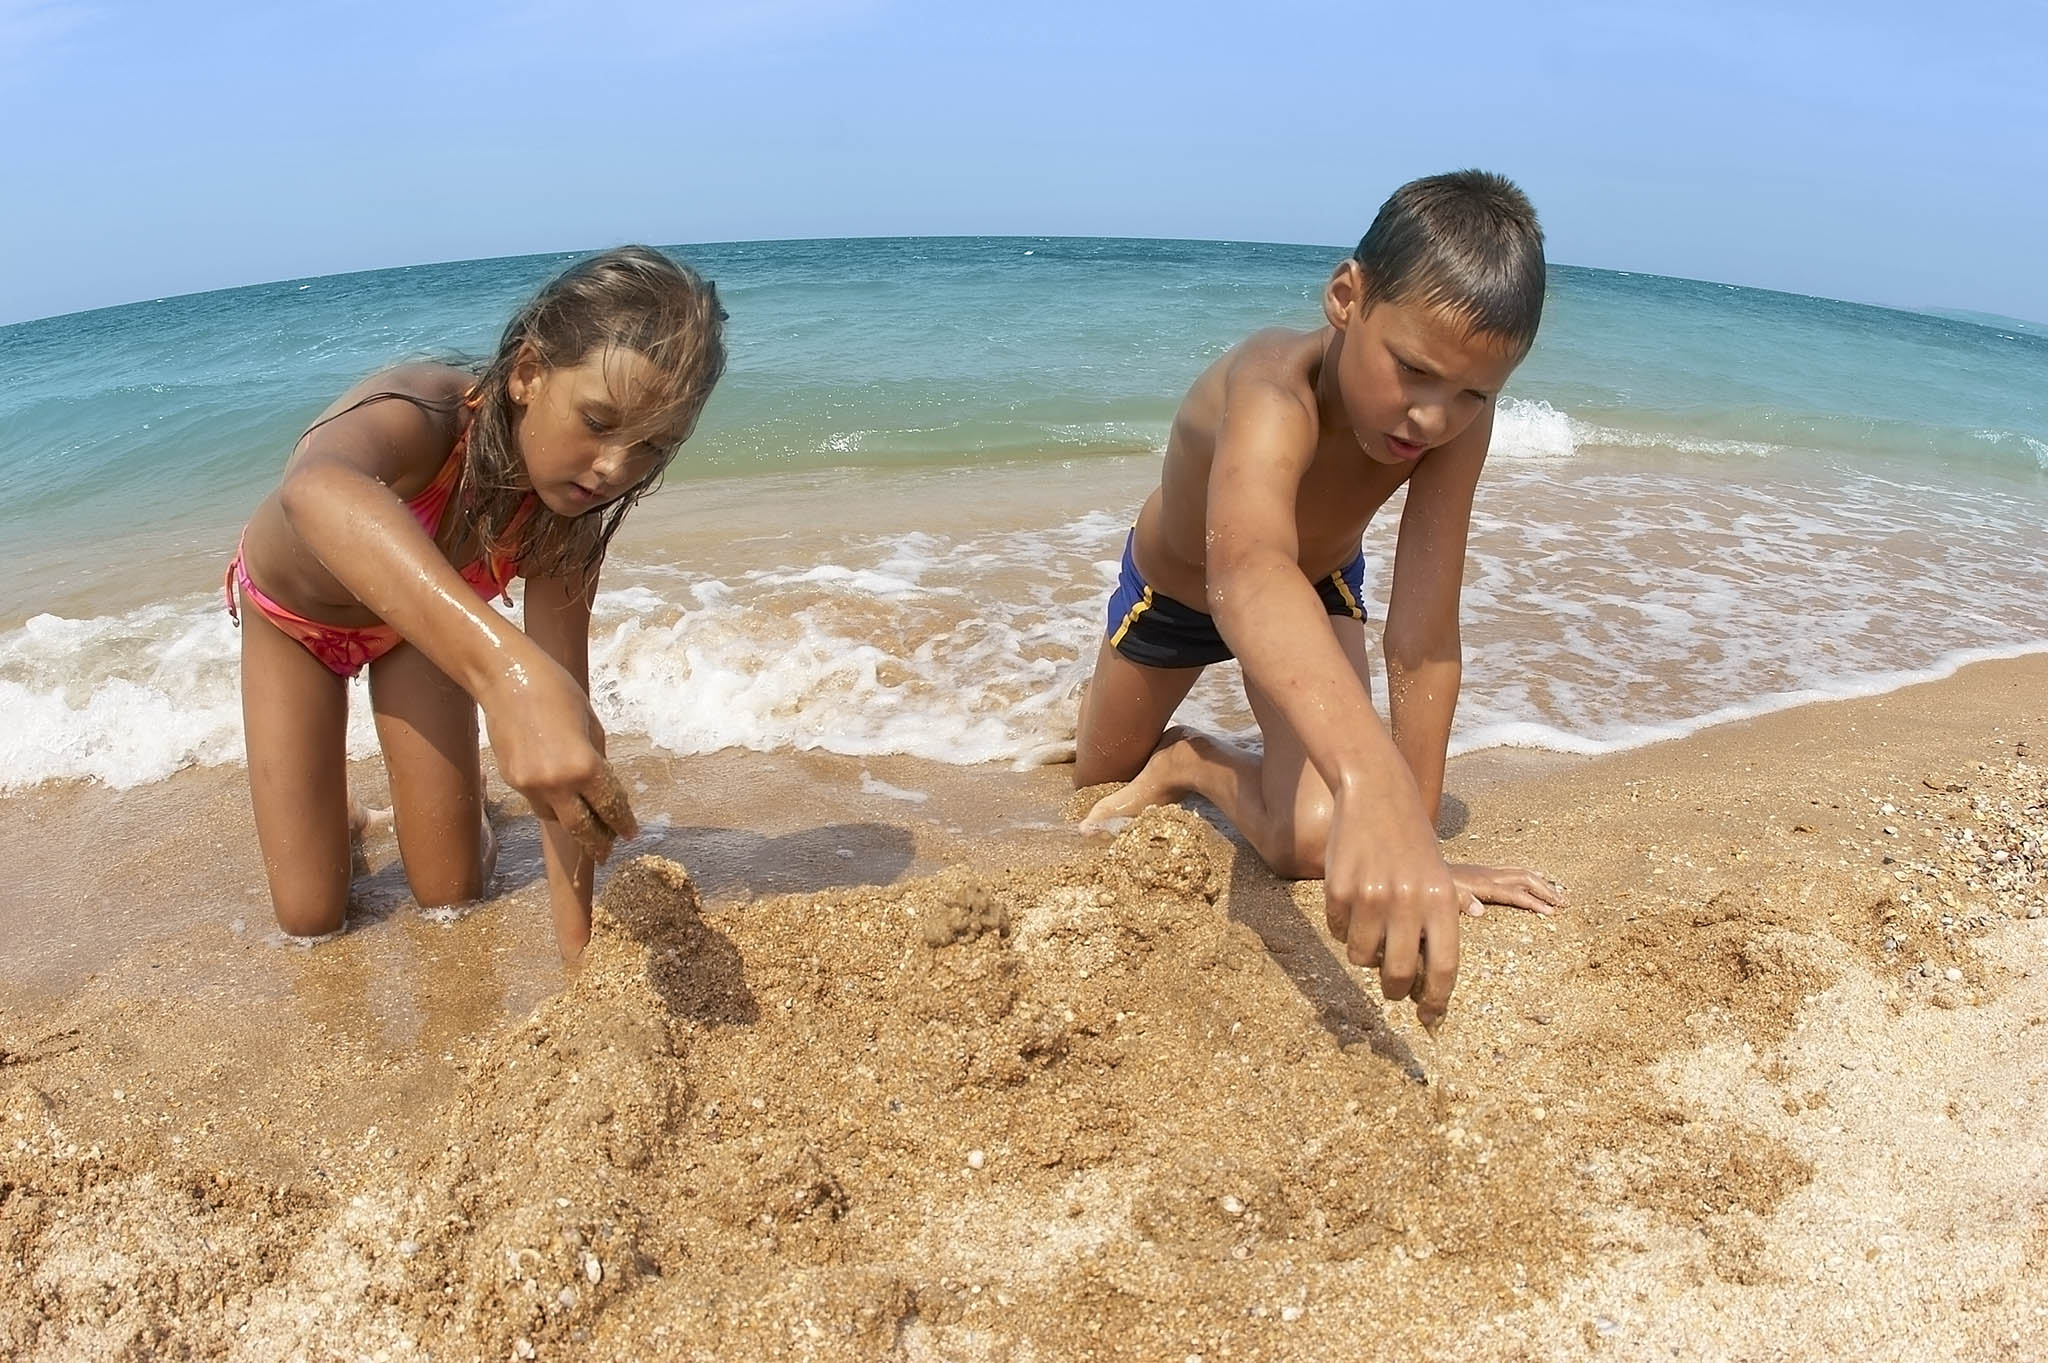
[
  {"xmin": 522, "ymin": 568, "xmax": 604, "ymax": 960},
  {"xmin": 1386, "ymin": 417, "xmax": 1564, "ymax": 919},
  {"xmin": 1206, "ymin": 384, "xmax": 1464, "ymax": 1028},
  {"xmin": 280, "ymin": 398, "xmax": 631, "ymax": 858},
  {"xmin": 1382, "ymin": 414, "xmax": 1488, "ymax": 823}
]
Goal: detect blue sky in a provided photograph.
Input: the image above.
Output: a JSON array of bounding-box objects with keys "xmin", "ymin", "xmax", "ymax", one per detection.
[{"xmin": 2, "ymin": 0, "xmax": 2043, "ymax": 324}]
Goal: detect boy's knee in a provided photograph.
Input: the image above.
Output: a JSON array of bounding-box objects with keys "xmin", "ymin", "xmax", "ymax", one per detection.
[
  {"xmin": 1263, "ymin": 800, "xmax": 1332, "ymax": 881},
  {"xmin": 1267, "ymin": 842, "xmax": 1327, "ymax": 881},
  {"xmin": 1073, "ymin": 741, "xmax": 1145, "ymax": 789}
]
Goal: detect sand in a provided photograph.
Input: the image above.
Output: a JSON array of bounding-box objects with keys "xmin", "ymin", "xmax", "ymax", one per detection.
[{"xmin": 3, "ymin": 656, "xmax": 2047, "ymax": 1361}]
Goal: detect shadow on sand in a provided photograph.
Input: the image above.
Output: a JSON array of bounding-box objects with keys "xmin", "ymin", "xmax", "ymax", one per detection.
[{"xmin": 1195, "ymin": 802, "xmax": 1428, "ymax": 1083}]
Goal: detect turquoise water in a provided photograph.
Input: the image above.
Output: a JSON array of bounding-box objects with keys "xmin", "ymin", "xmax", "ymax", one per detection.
[
  {"xmin": 2, "ymin": 237, "xmax": 2045, "ymax": 788},
  {"xmin": 4, "ymin": 238, "xmax": 2043, "ymax": 543}
]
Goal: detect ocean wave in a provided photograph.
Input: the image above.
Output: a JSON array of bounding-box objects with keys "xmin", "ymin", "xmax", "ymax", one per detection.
[
  {"xmin": 7, "ymin": 484, "xmax": 2048, "ymax": 792},
  {"xmin": 4, "ymin": 597, "xmax": 2044, "ymax": 790},
  {"xmin": 0, "ymin": 603, "xmax": 384, "ymax": 790},
  {"xmin": 1970, "ymin": 428, "xmax": 2048, "ymax": 468},
  {"xmin": 1488, "ymin": 397, "xmax": 1788, "ymax": 461},
  {"xmin": 1489, "ymin": 398, "xmax": 1578, "ymax": 459},
  {"xmin": 1450, "ymin": 641, "xmax": 2048, "ymax": 758},
  {"xmin": 1492, "ymin": 399, "xmax": 2048, "ymax": 469},
  {"xmin": 0, "ymin": 525, "xmax": 1114, "ymax": 790}
]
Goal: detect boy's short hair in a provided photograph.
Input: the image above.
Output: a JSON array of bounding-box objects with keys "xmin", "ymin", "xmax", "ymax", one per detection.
[{"xmin": 1352, "ymin": 170, "xmax": 1546, "ymax": 351}]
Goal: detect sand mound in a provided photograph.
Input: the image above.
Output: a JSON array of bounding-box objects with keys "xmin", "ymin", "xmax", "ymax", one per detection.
[{"xmin": 402, "ymin": 812, "xmax": 1580, "ymax": 1359}]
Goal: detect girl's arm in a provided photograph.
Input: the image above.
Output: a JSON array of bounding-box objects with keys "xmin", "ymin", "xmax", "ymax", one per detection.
[
  {"xmin": 521, "ymin": 568, "xmax": 604, "ymax": 959},
  {"xmin": 278, "ymin": 394, "xmax": 633, "ymax": 855}
]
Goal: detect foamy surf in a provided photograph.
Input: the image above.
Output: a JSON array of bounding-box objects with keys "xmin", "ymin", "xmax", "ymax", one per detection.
[
  {"xmin": 1489, "ymin": 396, "xmax": 1791, "ymax": 461},
  {"xmin": 1451, "ymin": 640, "xmax": 2048, "ymax": 758},
  {"xmin": 6, "ymin": 458, "xmax": 2048, "ymax": 794}
]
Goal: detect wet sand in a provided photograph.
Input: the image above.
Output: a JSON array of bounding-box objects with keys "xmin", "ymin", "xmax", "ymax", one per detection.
[{"xmin": 3, "ymin": 656, "xmax": 2046, "ymax": 1360}]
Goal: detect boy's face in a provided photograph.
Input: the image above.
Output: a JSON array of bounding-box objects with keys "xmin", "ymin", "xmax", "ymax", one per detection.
[{"xmin": 1322, "ymin": 261, "xmax": 1523, "ymax": 467}]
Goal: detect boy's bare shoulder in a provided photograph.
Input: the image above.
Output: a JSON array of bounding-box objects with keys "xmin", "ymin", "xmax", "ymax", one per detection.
[{"xmin": 1203, "ymin": 327, "xmax": 1325, "ymax": 438}]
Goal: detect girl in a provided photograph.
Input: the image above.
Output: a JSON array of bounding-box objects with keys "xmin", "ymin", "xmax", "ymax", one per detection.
[{"xmin": 227, "ymin": 246, "xmax": 726, "ymax": 959}]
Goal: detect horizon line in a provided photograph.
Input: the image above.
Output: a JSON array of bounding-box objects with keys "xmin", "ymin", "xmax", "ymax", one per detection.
[{"xmin": 3, "ymin": 232, "xmax": 2043, "ymax": 336}]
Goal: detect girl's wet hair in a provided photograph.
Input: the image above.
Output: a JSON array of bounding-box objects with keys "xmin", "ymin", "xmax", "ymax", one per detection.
[
  {"xmin": 1352, "ymin": 170, "xmax": 1546, "ymax": 352},
  {"xmin": 463, "ymin": 245, "xmax": 728, "ymax": 582}
]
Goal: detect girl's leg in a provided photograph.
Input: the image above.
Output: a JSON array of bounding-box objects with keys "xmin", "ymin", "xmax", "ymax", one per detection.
[
  {"xmin": 1082, "ymin": 619, "xmax": 1375, "ymax": 879},
  {"xmin": 1072, "ymin": 636, "xmax": 1206, "ymax": 787},
  {"xmin": 239, "ymin": 591, "xmax": 355, "ymax": 935},
  {"xmin": 367, "ymin": 642, "xmax": 492, "ymax": 908}
]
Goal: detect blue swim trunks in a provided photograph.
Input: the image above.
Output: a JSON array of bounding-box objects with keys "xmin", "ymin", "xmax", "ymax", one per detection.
[{"xmin": 1104, "ymin": 532, "xmax": 1367, "ymax": 670}]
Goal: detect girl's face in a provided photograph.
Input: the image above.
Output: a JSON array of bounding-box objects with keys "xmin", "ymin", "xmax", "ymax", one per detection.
[{"xmin": 506, "ymin": 344, "xmax": 678, "ymax": 517}]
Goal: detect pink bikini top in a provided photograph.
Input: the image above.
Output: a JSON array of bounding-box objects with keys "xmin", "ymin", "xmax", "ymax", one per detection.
[
  {"xmin": 225, "ymin": 408, "xmax": 540, "ymax": 681},
  {"xmin": 407, "ymin": 425, "xmax": 531, "ymax": 603}
]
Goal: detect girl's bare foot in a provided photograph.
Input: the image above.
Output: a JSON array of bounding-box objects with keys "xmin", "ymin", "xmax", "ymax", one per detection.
[
  {"xmin": 479, "ymin": 813, "xmax": 499, "ymax": 889},
  {"xmin": 347, "ymin": 797, "xmax": 392, "ymax": 840},
  {"xmin": 347, "ymin": 797, "xmax": 391, "ymax": 874}
]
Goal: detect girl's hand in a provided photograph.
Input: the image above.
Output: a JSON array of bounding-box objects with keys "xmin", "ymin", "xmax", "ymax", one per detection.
[
  {"xmin": 480, "ymin": 658, "xmax": 638, "ymax": 862},
  {"xmin": 1448, "ymin": 863, "xmax": 1562, "ymax": 918}
]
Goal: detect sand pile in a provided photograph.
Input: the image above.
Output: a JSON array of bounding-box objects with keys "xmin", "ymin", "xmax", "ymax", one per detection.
[
  {"xmin": 4, "ymin": 757, "xmax": 2046, "ymax": 1360},
  {"xmin": 374, "ymin": 811, "xmax": 1583, "ymax": 1360}
]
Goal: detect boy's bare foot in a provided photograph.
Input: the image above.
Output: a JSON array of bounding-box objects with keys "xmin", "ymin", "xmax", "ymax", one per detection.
[{"xmin": 1078, "ymin": 726, "xmax": 1200, "ymax": 833}]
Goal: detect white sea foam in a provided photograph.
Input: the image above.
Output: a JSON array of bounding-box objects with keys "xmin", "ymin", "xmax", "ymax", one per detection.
[
  {"xmin": 1970, "ymin": 428, "xmax": 2048, "ymax": 468},
  {"xmin": 1571, "ymin": 428, "xmax": 1786, "ymax": 458},
  {"xmin": 1490, "ymin": 398, "xmax": 1577, "ymax": 459},
  {"xmin": 860, "ymin": 770, "xmax": 931, "ymax": 802},
  {"xmin": 5, "ymin": 462, "xmax": 2048, "ymax": 792},
  {"xmin": 0, "ymin": 603, "xmax": 384, "ymax": 790},
  {"xmin": 584, "ymin": 525, "xmax": 1100, "ymax": 764},
  {"xmin": 1451, "ymin": 641, "xmax": 2048, "ymax": 758},
  {"xmin": 1489, "ymin": 396, "xmax": 1786, "ymax": 461}
]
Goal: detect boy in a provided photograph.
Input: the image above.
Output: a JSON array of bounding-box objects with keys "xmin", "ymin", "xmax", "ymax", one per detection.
[{"xmin": 1074, "ymin": 170, "xmax": 1560, "ymax": 1031}]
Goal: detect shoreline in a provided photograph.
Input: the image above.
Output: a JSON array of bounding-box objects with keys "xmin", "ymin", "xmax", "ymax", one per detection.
[
  {"xmin": 9, "ymin": 553, "xmax": 2048, "ymax": 799},
  {"xmin": 6, "ymin": 643, "xmax": 2045, "ymax": 1000},
  {"xmin": 4, "ymin": 654, "xmax": 2046, "ymax": 1358}
]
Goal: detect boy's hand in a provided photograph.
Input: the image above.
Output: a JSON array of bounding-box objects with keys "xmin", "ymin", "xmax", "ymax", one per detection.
[
  {"xmin": 1450, "ymin": 863, "xmax": 1562, "ymax": 918},
  {"xmin": 1322, "ymin": 790, "xmax": 1464, "ymax": 1032}
]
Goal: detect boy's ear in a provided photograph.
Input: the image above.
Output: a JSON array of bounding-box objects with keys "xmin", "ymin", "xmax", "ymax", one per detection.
[{"xmin": 1324, "ymin": 259, "xmax": 1366, "ymax": 328}]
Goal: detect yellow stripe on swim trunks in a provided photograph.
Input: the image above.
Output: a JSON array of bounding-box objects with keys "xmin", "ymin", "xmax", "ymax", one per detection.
[
  {"xmin": 1328, "ymin": 570, "xmax": 1363, "ymax": 621},
  {"xmin": 1109, "ymin": 586, "xmax": 1155, "ymax": 648}
]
